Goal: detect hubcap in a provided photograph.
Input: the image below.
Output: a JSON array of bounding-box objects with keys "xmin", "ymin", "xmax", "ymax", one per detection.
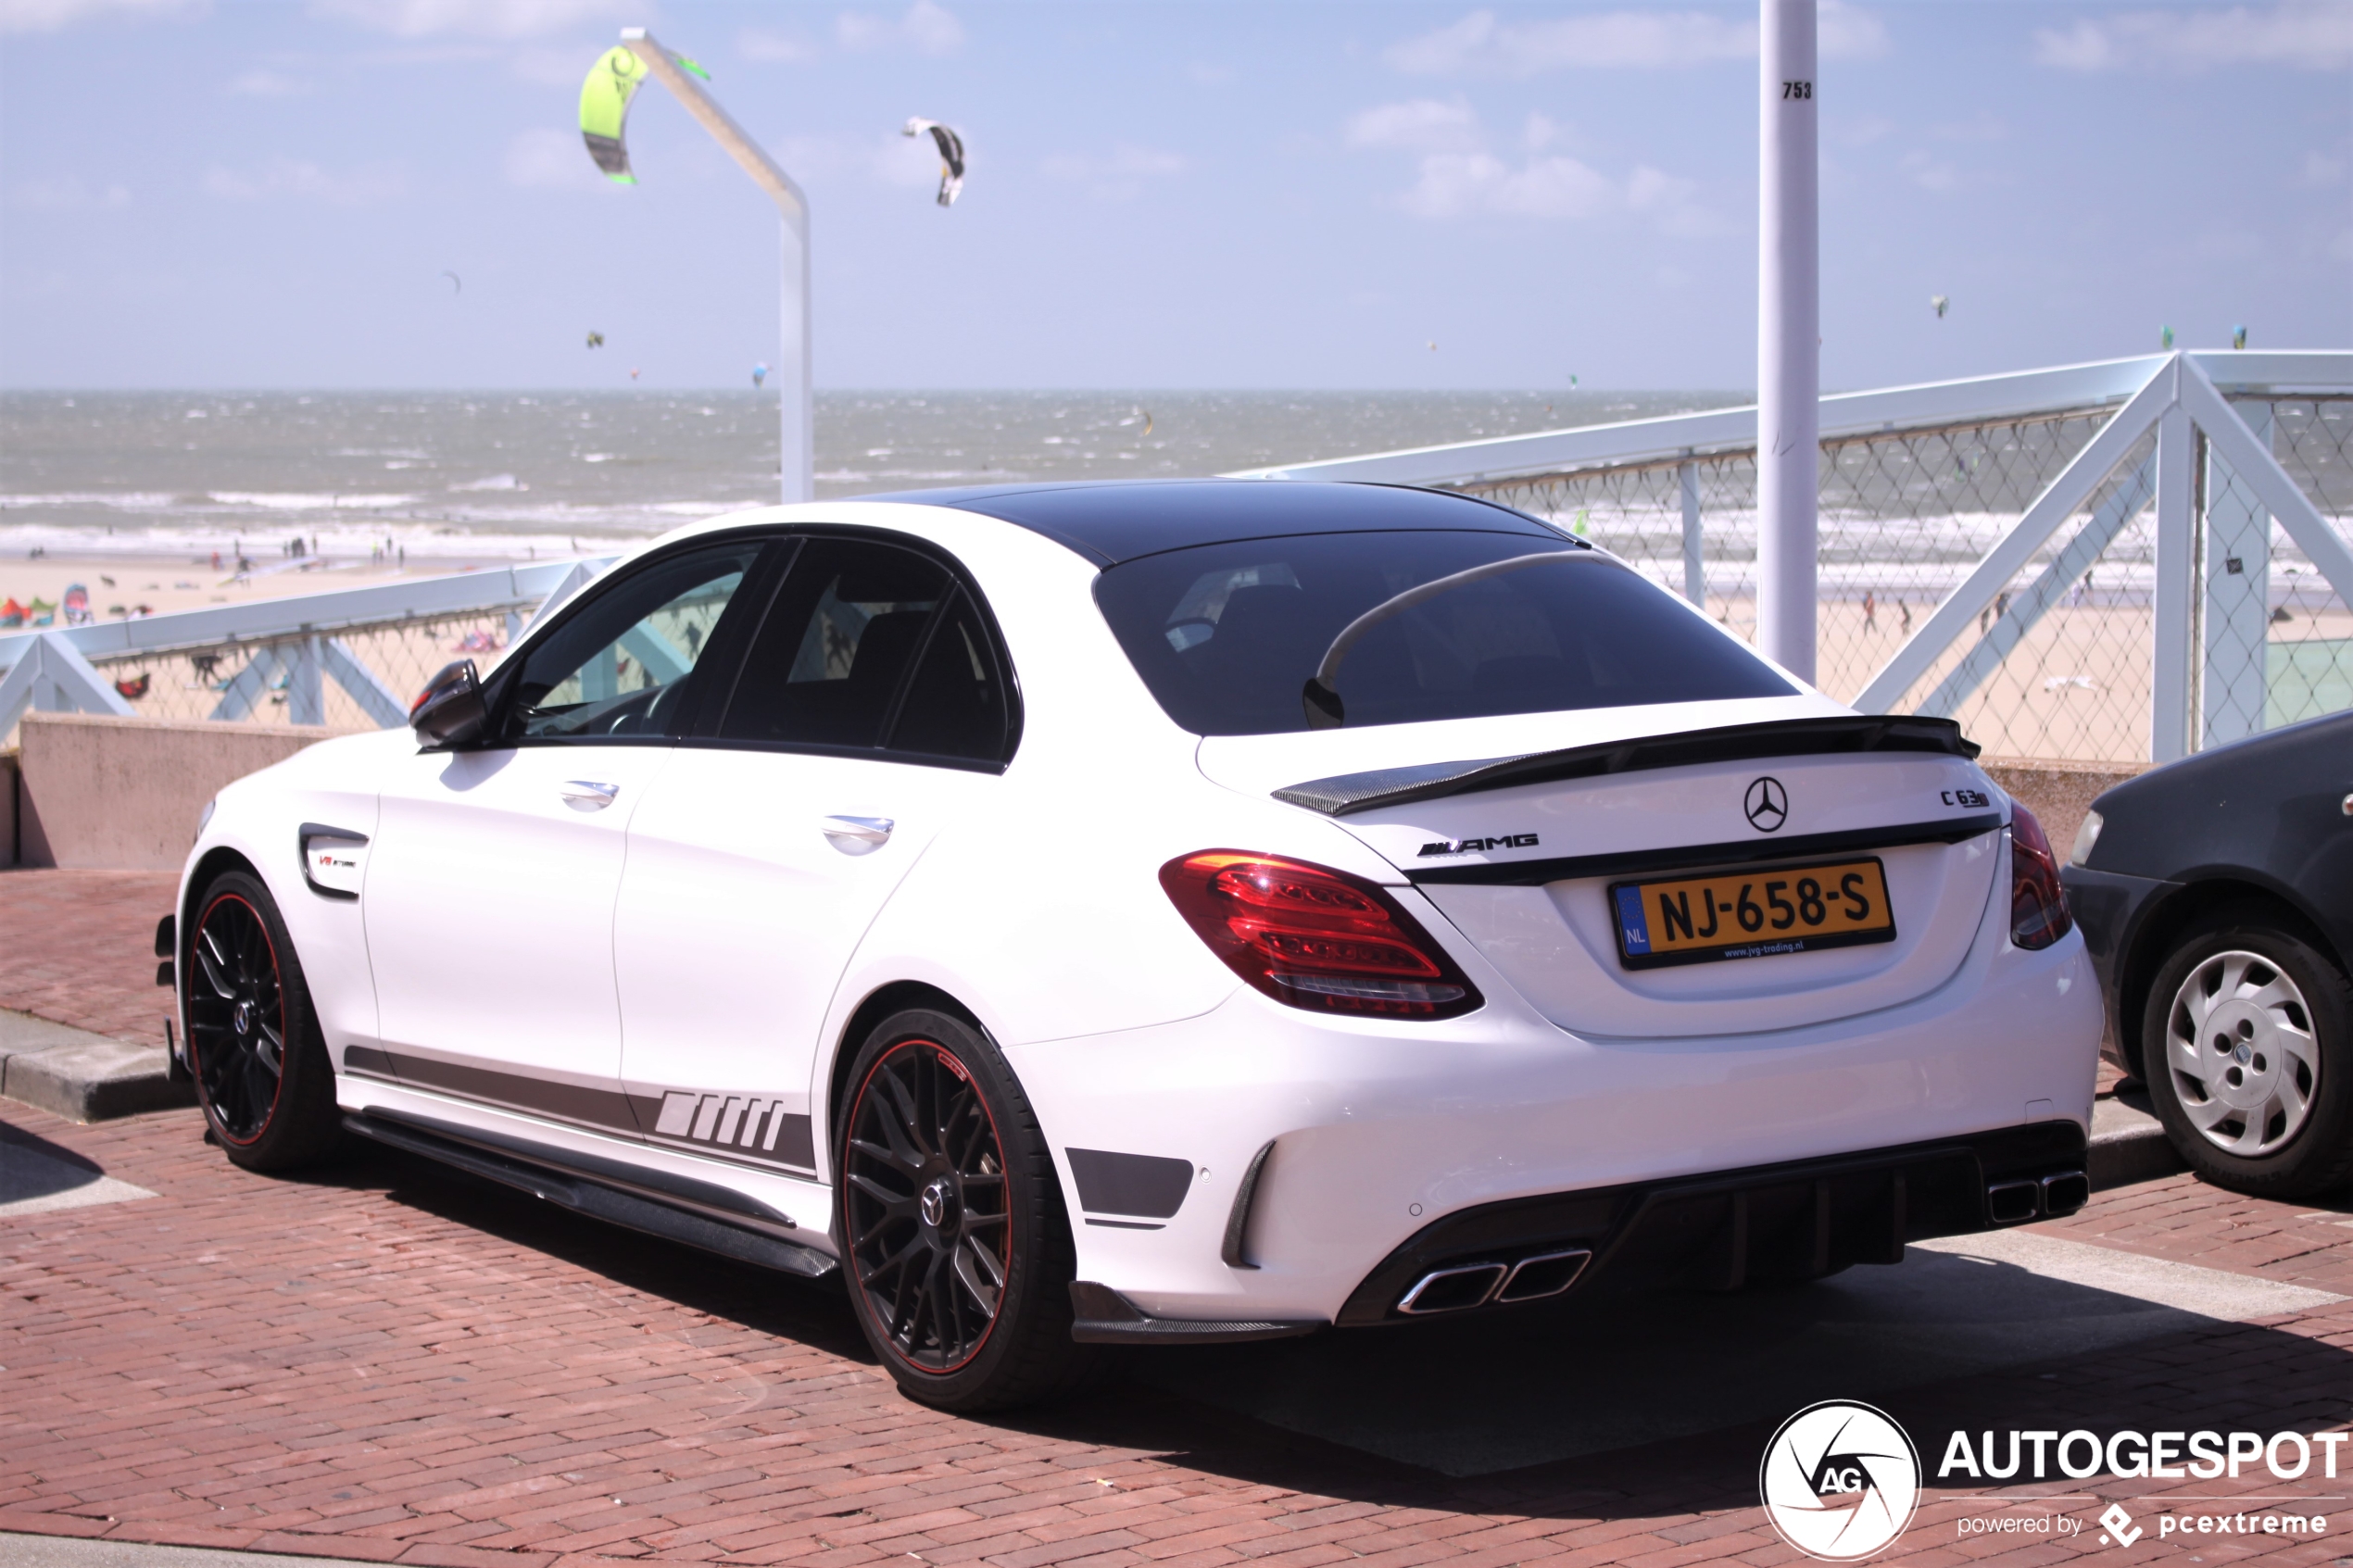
[
  {"xmin": 843, "ymin": 1041, "xmax": 1010, "ymax": 1374},
  {"xmin": 186, "ymin": 894, "xmax": 286, "ymax": 1144},
  {"xmin": 2165, "ymin": 948, "xmax": 2320, "ymax": 1158}
]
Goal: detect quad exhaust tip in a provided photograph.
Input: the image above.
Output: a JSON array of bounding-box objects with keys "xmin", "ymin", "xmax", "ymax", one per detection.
[
  {"xmin": 1397, "ymin": 1248, "xmax": 1592, "ymax": 1315},
  {"xmin": 1988, "ymin": 1170, "xmax": 2089, "ymax": 1226}
]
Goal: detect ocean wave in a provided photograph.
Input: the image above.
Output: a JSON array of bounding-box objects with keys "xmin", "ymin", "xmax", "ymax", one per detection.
[{"xmin": 204, "ymin": 491, "xmax": 422, "ymax": 510}]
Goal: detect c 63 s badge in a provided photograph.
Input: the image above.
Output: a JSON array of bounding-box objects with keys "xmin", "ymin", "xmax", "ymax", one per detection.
[
  {"xmin": 1418, "ymin": 833, "xmax": 1539, "ymax": 858},
  {"xmin": 1759, "ymin": 1400, "xmax": 1921, "ymax": 1561}
]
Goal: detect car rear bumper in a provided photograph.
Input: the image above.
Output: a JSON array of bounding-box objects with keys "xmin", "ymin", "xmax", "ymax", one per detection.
[{"xmin": 1007, "ymin": 923, "xmax": 2103, "ymax": 1328}]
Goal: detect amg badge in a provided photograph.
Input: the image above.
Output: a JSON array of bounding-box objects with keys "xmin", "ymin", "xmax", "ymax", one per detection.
[{"xmin": 1418, "ymin": 833, "xmax": 1540, "ymax": 857}]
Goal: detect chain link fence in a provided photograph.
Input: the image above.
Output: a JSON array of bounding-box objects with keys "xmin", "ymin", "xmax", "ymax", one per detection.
[
  {"xmin": 79, "ymin": 607, "xmax": 522, "ymax": 733},
  {"xmin": 1469, "ymin": 398, "xmax": 2352, "ymax": 764}
]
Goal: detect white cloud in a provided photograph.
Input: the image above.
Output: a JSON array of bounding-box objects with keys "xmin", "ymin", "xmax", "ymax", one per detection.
[
  {"xmin": 201, "ymin": 157, "xmax": 405, "ymax": 206},
  {"xmin": 15, "ymin": 176, "xmax": 131, "ymax": 208},
  {"xmin": 836, "ymin": 0, "xmax": 963, "ymax": 56},
  {"xmin": 503, "ymin": 127, "xmax": 601, "ymax": 190},
  {"xmin": 227, "ymin": 68, "xmax": 312, "ymax": 95},
  {"xmin": 1348, "ymin": 100, "xmax": 1720, "ymax": 232},
  {"xmin": 2300, "ymin": 149, "xmax": 2348, "ymax": 185},
  {"xmin": 1899, "ymin": 149, "xmax": 1959, "ymax": 193},
  {"xmin": 307, "ymin": 0, "xmax": 626, "ymax": 40},
  {"xmin": 741, "ymin": 26, "xmax": 817, "ymax": 63},
  {"xmin": 2032, "ymin": 4, "xmax": 2351, "ymax": 71},
  {"xmin": 1385, "ymin": 2, "xmax": 1882, "ymax": 75},
  {"xmin": 1345, "ymin": 99, "xmax": 1480, "ymax": 155},
  {"xmin": 1041, "ymin": 144, "xmax": 1185, "ymax": 202},
  {"xmin": 1403, "ymin": 152, "xmax": 1617, "ymax": 220},
  {"xmin": 0, "ymin": 0, "xmax": 200, "ymax": 32}
]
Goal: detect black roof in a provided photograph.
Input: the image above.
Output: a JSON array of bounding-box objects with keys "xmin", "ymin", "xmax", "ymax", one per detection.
[{"xmin": 864, "ymin": 480, "xmax": 1567, "ymax": 567}]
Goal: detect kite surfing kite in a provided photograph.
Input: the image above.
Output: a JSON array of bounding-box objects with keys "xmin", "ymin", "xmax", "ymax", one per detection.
[
  {"xmin": 442, "ymin": 271, "xmax": 462, "ymax": 294},
  {"xmin": 752, "ymin": 363, "xmax": 769, "ymax": 387},
  {"xmin": 586, "ymin": 331, "xmax": 605, "ymax": 348},
  {"xmin": 902, "ymin": 118, "xmax": 965, "ymax": 207},
  {"xmin": 580, "ymin": 44, "xmax": 711, "ymax": 183},
  {"xmin": 1931, "ymin": 294, "xmax": 1949, "ymax": 319},
  {"xmin": 2233, "ymin": 325, "xmax": 2248, "ymax": 350}
]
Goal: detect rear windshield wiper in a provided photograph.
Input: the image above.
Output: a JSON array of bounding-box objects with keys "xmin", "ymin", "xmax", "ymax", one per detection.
[{"xmin": 1302, "ymin": 547, "xmax": 1592, "ymax": 729}]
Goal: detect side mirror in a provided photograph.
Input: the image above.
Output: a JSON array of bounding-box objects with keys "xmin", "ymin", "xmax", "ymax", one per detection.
[{"xmin": 410, "ymin": 659, "xmax": 488, "ymax": 747}]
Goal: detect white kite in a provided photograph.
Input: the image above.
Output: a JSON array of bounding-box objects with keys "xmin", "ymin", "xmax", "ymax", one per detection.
[{"xmin": 903, "ymin": 118, "xmax": 966, "ymax": 207}]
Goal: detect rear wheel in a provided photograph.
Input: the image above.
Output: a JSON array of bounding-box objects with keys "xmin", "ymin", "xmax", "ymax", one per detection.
[
  {"xmin": 837, "ymin": 1008, "xmax": 1093, "ymax": 1411},
  {"xmin": 2142, "ymin": 911, "xmax": 2353, "ymax": 1198},
  {"xmin": 185, "ymin": 870, "xmax": 340, "ymax": 1172}
]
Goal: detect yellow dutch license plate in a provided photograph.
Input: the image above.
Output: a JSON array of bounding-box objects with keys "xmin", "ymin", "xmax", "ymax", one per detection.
[{"xmin": 1610, "ymin": 858, "xmax": 1894, "ymax": 970}]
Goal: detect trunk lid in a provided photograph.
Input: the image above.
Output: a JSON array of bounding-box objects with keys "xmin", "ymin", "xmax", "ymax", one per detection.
[{"xmin": 1202, "ymin": 703, "xmax": 2009, "ymax": 1038}]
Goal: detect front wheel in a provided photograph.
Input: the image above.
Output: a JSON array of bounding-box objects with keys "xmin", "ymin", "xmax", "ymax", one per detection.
[
  {"xmin": 184, "ymin": 870, "xmax": 341, "ymax": 1172},
  {"xmin": 837, "ymin": 1008, "xmax": 1094, "ymax": 1411},
  {"xmin": 2142, "ymin": 912, "xmax": 2353, "ymax": 1198}
]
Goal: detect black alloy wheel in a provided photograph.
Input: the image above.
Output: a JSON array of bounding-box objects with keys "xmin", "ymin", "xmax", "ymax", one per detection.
[
  {"xmin": 189, "ymin": 890, "xmax": 287, "ymax": 1143},
  {"xmin": 837, "ymin": 1009, "xmax": 1092, "ymax": 1410},
  {"xmin": 845, "ymin": 1036, "xmax": 1013, "ymax": 1372},
  {"xmin": 185, "ymin": 870, "xmax": 340, "ymax": 1171}
]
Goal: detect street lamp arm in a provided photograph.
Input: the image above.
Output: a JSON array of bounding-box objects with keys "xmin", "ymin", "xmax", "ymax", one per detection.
[{"xmin": 622, "ymin": 28, "xmax": 807, "ymax": 234}]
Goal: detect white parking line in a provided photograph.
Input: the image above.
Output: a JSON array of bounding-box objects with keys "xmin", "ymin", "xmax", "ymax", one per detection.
[{"xmin": 1916, "ymin": 1229, "xmax": 2345, "ymax": 1321}]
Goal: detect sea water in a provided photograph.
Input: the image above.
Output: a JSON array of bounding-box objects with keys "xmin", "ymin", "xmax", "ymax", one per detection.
[{"xmin": 0, "ymin": 389, "xmax": 1736, "ymax": 561}]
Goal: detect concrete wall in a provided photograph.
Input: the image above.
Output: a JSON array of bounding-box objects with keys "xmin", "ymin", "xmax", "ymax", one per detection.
[
  {"xmin": 1981, "ymin": 757, "xmax": 2150, "ymax": 866},
  {"xmin": 12, "ymin": 713, "xmax": 359, "ymax": 872}
]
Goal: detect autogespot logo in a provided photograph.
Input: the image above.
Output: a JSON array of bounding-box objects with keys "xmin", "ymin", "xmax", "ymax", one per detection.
[{"xmin": 1760, "ymin": 1400, "xmax": 1923, "ymax": 1562}]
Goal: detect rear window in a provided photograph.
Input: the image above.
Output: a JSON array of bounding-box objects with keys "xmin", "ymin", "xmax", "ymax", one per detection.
[{"xmin": 1093, "ymin": 530, "xmax": 1793, "ymax": 736}]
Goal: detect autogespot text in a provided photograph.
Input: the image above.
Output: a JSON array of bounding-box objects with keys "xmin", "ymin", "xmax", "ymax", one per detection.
[{"xmin": 1938, "ymin": 1428, "xmax": 2347, "ymax": 1481}]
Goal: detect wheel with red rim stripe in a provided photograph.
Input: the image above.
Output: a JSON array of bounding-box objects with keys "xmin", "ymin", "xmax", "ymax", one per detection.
[
  {"xmin": 183, "ymin": 869, "xmax": 341, "ymax": 1172},
  {"xmin": 844, "ymin": 1037, "xmax": 1011, "ymax": 1372},
  {"xmin": 836, "ymin": 1008, "xmax": 1093, "ymax": 1410},
  {"xmin": 188, "ymin": 891, "xmax": 287, "ymax": 1144}
]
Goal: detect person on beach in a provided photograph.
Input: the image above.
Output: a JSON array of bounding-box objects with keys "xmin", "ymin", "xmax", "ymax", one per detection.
[{"xmin": 1863, "ymin": 591, "xmax": 1876, "ymax": 630}]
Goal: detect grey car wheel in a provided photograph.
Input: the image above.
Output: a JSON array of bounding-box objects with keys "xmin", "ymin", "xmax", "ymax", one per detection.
[
  {"xmin": 2142, "ymin": 912, "xmax": 2353, "ymax": 1198},
  {"xmin": 2161, "ymin": 948, "xmax": 2321, "ymax": 1158}
]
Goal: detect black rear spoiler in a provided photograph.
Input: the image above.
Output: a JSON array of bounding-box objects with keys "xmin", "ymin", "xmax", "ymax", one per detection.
[{"xmin": 1272, "ymin": 714, "xmax": 1980, "ymax": 818}]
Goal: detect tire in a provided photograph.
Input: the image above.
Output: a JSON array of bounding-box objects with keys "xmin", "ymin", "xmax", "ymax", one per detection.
[
  {"xmin": 836, "ymin": 1008, "xmax": 1096, "ymax": 1411},
  {"xmin": 2141, "ymin": 910, "xmax": 2353, "ymax": 1198},
  {"xmin": 183, "ymin": 870, "xmax": 342, "ymax": 1173}
]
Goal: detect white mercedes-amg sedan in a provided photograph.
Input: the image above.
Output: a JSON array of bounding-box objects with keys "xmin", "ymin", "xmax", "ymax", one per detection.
[{"xmin": 168, "ymin": 481, "xmax": 2101, "ymax": 1410}]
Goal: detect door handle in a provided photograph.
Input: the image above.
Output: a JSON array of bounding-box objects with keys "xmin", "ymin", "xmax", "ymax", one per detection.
[
  {"xmin": 560, "ymin": 780, "xmax": 621, "ymax": 811},
  {"xmin": 821, "ymin": 815, "xmax": 895, "ymax": 854}
]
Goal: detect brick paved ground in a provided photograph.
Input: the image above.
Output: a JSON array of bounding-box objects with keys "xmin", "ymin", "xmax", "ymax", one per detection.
[
  {"xmin": 0, "ymin": 870, "xmax": 179, "ymax": 1044},
  {"xmin": 3, "ymin": 1100, "xmax": 2347, "ymax": 1568}
]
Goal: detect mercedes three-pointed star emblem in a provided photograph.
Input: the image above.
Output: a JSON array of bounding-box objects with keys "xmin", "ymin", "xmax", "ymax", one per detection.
[{"xmin": 1744, "ymin": 776, "xmax": 1789, "ymax": 833}]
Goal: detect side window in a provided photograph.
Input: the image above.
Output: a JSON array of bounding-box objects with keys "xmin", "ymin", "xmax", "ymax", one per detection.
[
  {"xmin": 716, "ymin": 539, "xmax": 949, "ymax": 749},
  {"xmin": 509, "ymin": 541, "xmax": 763, "ymax": 741},
  {"xmin": 887, "ymin": 587, "xmax": 1011, "ymax": 761}
]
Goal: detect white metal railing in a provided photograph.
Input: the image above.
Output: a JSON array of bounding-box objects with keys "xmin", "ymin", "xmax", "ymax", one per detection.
[
  {"xmin": 0, "ymin": 558, "xmax": 610, "ymax": 740},
  {"xmin": 1239, "ymin": 350, "xmax": 2353, "ymax": 765}
]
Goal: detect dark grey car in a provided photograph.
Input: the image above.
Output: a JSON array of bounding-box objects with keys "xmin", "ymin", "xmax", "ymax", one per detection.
[{"xmin": 2062, "ymin": 710, "xmax": 2353, "ymax": 1196}]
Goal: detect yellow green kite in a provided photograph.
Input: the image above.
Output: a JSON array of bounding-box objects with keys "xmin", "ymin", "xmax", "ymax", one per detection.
[{"xmin": 579, "ymin": 46, "xmax": 648, "ymax": 183}]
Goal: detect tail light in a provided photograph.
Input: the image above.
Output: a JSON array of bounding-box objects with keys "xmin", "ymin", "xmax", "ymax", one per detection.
[
  {"xmin": 2008, "ymin": 804, "xmax": 2072, "ymax": 951},
  {"xmin": 1160, "ymin": 851, "xmax": 1482, "ymax": 1019}
]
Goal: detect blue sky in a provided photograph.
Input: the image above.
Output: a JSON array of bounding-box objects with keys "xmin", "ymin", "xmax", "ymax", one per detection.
[{"xmin": 0, "ymin": 0, "xmax": 2346, "ymax": 391}]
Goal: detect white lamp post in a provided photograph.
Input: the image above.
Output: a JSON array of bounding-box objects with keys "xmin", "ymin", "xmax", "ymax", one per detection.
[
  {"xmin": 621, "ymin": 28, "xmax": 813, "ymax": 505},
  {"xmin": 1756, "ymin": 0, "xmax": 1818, "ymax": 684}
]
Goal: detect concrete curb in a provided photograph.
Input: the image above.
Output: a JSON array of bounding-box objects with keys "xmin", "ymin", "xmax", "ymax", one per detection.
[
  {"xmin": 0, "ymin": 1010, "xmax": 193, "ymax": 1123},
  {"xmin": 2089, "ymin": 1088, "xmax": 2186, "ymax": 1189}
]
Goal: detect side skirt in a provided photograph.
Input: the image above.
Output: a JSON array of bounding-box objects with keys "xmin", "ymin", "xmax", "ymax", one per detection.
[{"xmin": 344, "ymin": 1110, "xmax": 838, "ymax": 1281}]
